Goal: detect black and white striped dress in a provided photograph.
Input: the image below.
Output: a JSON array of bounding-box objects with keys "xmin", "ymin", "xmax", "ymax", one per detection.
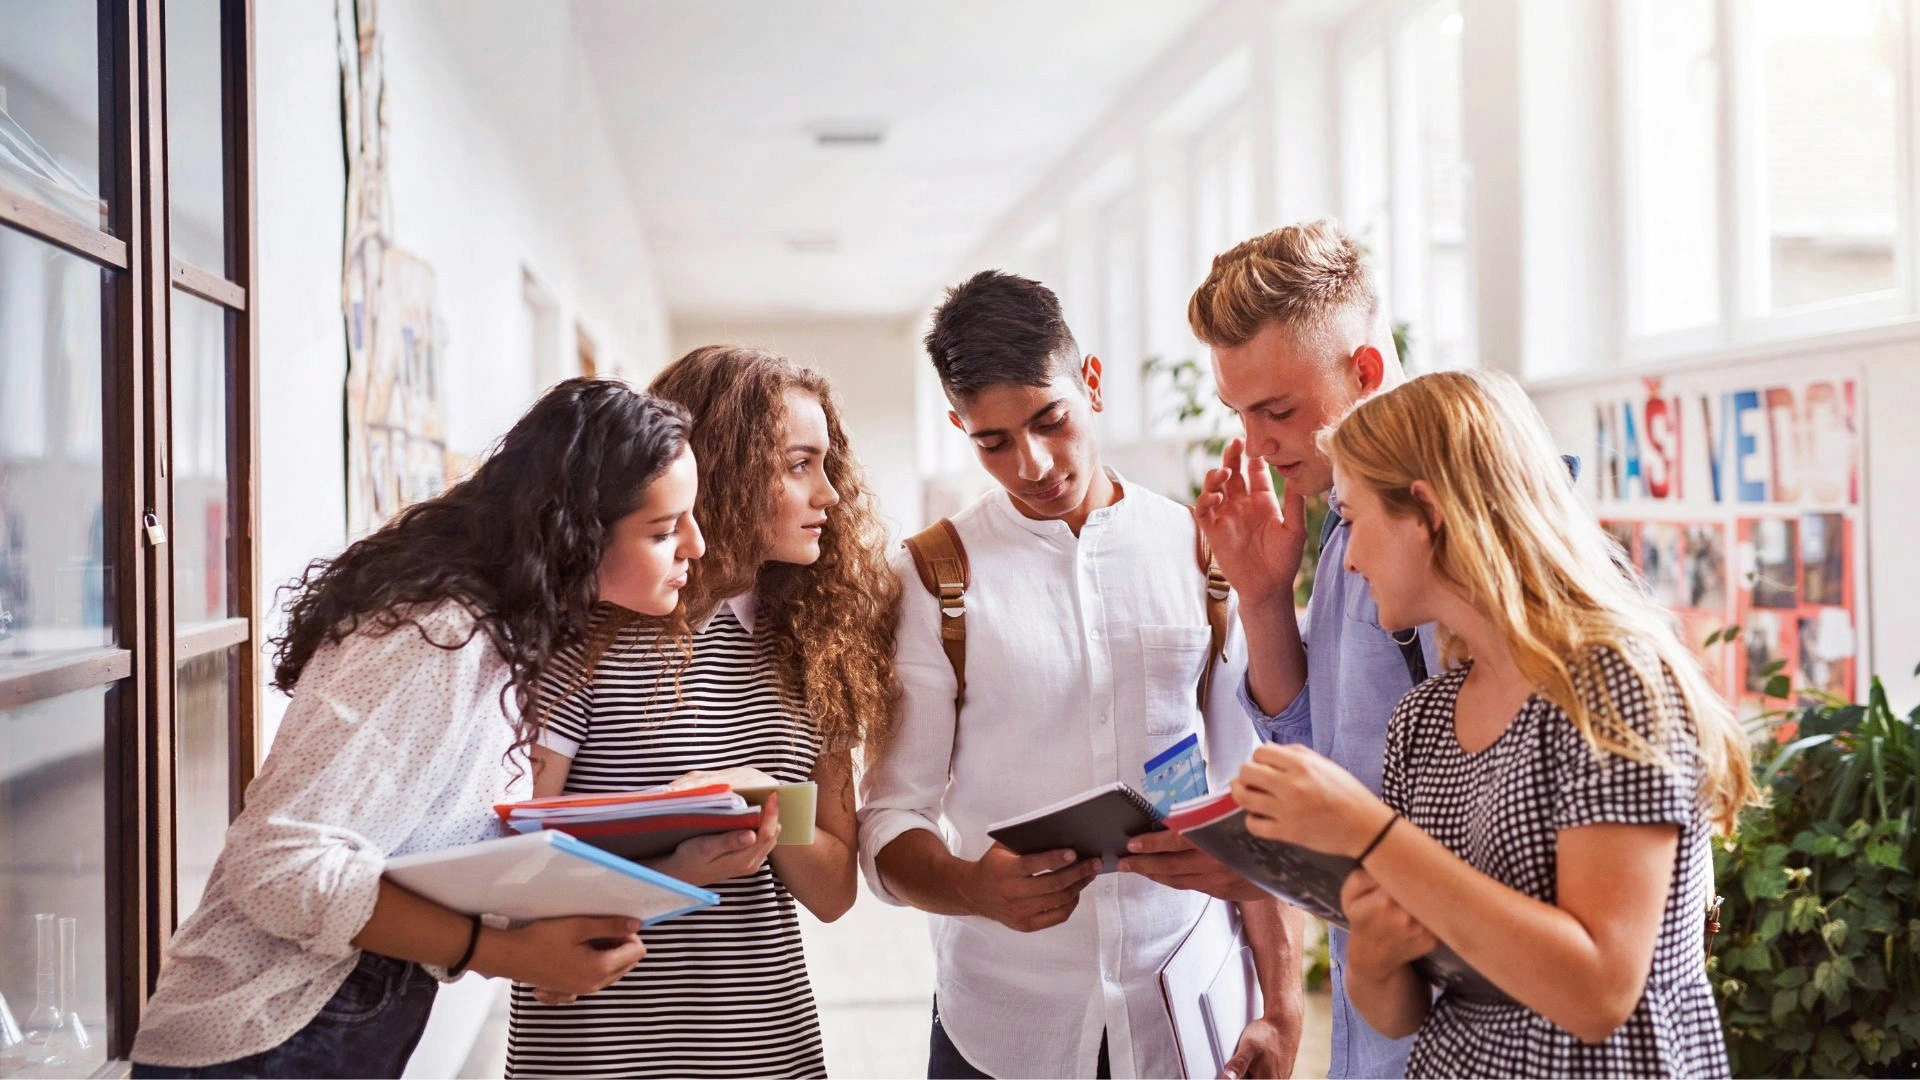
[
  {"xmin": 506, "ymin": 598, "xmax": 826, "ymax": 1079},
  {"xmin": 1383, "ymin": 644, "xmax": 1730, "ymax": 1078}
]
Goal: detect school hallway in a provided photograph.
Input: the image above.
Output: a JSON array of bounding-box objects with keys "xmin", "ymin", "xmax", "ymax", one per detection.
[{"xmin": 5, "ymin": 1, "xmax": 1915, "ymax": 1077}]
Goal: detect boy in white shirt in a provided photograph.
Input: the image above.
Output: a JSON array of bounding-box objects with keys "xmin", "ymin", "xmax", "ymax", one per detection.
[{"xmin": 857, "ymin": 271, "xmax": 1303, "ymax": 1079}]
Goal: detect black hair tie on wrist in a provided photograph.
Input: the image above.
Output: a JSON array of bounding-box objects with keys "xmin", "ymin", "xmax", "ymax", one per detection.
[
  {"xmin": 448, "ymin": 913, "xmax": 483, "ymax": 977},
  {"xmin": 1357, "ymin": 812, "xmax": 1401, "ymax": 865}
]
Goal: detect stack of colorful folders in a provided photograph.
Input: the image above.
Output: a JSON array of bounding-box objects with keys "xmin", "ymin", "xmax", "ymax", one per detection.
[{"xmin": 495, "ymin": 784, "xmax": 762, "ymax": 862}]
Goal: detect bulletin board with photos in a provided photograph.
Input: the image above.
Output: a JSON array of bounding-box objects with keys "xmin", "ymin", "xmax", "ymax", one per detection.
[{"xmin": 1589, "ymin": 371, "xmax": 1864, "ymax": 717}]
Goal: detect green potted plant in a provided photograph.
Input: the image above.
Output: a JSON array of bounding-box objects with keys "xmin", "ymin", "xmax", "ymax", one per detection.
[{"xmin": 1708, "ymin": 669, "xmax": 1920, "ymax": 1076}]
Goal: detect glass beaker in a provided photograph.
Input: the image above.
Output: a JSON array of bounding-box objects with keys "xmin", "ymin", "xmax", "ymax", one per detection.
[
  {"xmin": 0, "ymin": 985, "xmax": 25, "ymax": 1070},
  {"xmin": 21, "ymin": 914, "xmax": 61, "ymax": 1065},
  {"xmin": 43, "ymin": 917, "xmax": 90, "ymax": 1067}
]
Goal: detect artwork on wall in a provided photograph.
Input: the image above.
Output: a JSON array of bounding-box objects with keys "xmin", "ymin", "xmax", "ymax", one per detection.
[
  {"xmin": 338, "ymin": 0, "xmax": 450, "ymax": 536},
  {"xmin": 1589, "ymin": 370, "xmax": 1865, "ymax": 715},
  {"xmin": 1733, "ymin": 512, "xmax": 1857, "ymax": 702},
  {"xmin": 1600, "ymin": 519, "xmax": 1739, "ymax": 702}
]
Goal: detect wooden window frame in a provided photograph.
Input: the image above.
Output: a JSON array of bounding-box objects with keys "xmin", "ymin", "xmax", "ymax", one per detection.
[{"xmin": 0, "ymin": 0, "xmax": 260, "ymax": 1062}]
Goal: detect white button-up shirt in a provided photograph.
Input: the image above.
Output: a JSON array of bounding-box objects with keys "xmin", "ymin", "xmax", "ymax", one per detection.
[
  {"xmin": 133, "ymin": 602, "xmax": 528, "ymax": 1068},
  {"xmin": 858, "ymin": 476, "xmax": 1259, "ymax": 1079}
]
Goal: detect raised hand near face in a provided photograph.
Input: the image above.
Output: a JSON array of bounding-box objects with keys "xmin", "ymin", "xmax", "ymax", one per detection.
[{"xmin": 1195, "ymin": 438, "xmax": 1310, "ymax": 608}]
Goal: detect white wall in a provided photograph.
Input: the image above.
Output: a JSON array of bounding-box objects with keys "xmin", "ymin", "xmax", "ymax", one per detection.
[
  {"xmin": 255, "ymin": 0, "xmax": 675, "ymax": 735},
  {"xmin": 372, "ymin": 0, "xmax": 673, "ymax": 446},
  {"xmin": 253, "ymin": 0, "xmax": 349, "ymax": 738},
  {"xmin": 253, "ymin": 2, "xmax": 676, "ymax": 1072},
  {"xmin": 669, "ymin": 319, "xmax": 925, "ymax": 537}
]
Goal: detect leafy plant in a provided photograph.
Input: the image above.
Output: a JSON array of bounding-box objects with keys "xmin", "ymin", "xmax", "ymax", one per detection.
[{"xmin": 1708, "ymin": 676, "xmax": 1920, "ymax": 1077}]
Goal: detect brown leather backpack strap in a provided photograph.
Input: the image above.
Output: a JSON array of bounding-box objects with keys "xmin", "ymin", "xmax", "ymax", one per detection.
[
  {"xmin": 1192, "ymin": 508, "xmax": 1232, "ymax": 708},
  {"xmin": 904, "ymin": 518, "xmax": 970, "ymax": 706}
]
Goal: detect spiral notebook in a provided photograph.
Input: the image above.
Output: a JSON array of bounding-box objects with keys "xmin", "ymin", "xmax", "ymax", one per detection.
[{"xmin": 986, "ymin": 782, "xmax": 1165, "ymax": 872}]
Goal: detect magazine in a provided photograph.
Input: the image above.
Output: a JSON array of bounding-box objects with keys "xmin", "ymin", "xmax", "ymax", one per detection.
[{"xmin": 1166, "ymin": 792, "xmax": 1514, "ymax": 1005}]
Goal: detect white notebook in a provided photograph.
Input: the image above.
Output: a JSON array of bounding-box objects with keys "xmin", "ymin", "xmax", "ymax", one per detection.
[{"xmin": 385, "ymin": 830, "xmax": 718, "ymax": 926}]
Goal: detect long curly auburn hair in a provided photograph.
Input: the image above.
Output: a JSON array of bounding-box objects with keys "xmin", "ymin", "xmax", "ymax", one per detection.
[
  {"xmin": 270, "ymin": 378, "xmax": 693, "ymax": 763},
  {"xmin": 648, "ymin": 345, "xmax": 899, "ymax": 756}
]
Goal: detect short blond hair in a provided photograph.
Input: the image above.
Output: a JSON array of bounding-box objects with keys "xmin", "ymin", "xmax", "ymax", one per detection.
[{"xmin": 1187, "ymin": 220, "xmax": 1382, "ymax": 352}]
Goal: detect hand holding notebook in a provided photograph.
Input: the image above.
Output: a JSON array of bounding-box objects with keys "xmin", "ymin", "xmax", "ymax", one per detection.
[
  {"xmin": 1165, "ymin": 790, "xmax": 1513, "ymax": 1004},
  {"xmin": 646, "ymin": 789, "xmax": 784, "ymax": 887},
  {"xmin": 669, "ymin": 768, "xmax": 819, "ymax": 845},
  {"xmin": 986, "ymin": 782, "xmax": 1166, "ymax": 873},
  {"xmin": 497, "ymin": 776, "xmax": 817, "ymax": 862}
]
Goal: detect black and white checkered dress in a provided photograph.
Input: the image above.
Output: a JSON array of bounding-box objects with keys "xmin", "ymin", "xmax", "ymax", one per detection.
[{"xmin": 1382, "ymin": 645, "xmax": 1731, "ymax": 1078}]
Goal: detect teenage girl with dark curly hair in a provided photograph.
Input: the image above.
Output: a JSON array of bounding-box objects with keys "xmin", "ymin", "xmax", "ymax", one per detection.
[
  {"xmin": 131, "ymin": 379, "xmax": 703, "ymax": 1079},
  {"xmin": 508, "ymin": 346, "xmax": 898, "ymax": 1079}
]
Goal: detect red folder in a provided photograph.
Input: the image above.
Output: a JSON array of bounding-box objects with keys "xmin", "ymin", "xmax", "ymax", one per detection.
[
  {"xmin": 1162, "ymin": 790, "xmax": 1240, "ymax": 833},
  {"xmin": 537, "ymin": 811, "xmax": 765, "ymax": 862}
]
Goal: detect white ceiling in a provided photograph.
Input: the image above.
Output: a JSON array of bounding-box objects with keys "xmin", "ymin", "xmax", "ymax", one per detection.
[{"xmin": 569, "ymin": 0, "xmax": 1214, "ymax": 322}]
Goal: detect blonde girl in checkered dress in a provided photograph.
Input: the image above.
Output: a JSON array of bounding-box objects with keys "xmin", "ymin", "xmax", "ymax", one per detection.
[{"xmin": 1217, "ymin": 369, "xmax": 1757, "ymax": 1078}]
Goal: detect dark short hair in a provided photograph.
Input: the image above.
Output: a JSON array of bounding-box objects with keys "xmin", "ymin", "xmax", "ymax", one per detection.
[{"xmin": 923, "ymin": 270, "xmax": 1082, "ymax": 400}]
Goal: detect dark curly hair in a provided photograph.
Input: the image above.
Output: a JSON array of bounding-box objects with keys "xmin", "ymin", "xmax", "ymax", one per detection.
[
  {"xmin": 648, "ymin": 346, "xmax": 899, "ymax": 757},
  {"xmin": 270, "ymin": 377, "xmax": 692, "ymax": 761}
]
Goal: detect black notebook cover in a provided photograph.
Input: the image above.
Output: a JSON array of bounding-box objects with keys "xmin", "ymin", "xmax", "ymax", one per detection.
[
  {"xmin": 558, "ymin": 822, "xmax": 750, "ymax": 863},
  {"xmin": 1180, "ymin": 804, "xmax": 1514, "ymax": 1005},
  {"xmin": 986, "ymin": 782, "xmax": 1166, "ymax": 872}
]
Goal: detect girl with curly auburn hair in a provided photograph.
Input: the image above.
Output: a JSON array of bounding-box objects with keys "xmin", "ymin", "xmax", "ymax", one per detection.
[
  {"xmin": 654, "ymin": 345, "xmax": 900, "ymax": 757},
  {"xmin": 512, "ymin": 346, "xmax": 898, "ymax": 1080},
  {"xmin": 132, "ymin": 379, "xmax": 704, "ymax": 1078}
]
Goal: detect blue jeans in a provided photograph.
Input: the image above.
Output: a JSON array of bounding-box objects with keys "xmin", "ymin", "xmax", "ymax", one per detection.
[
  {"xmin": 132, "ymin": 951, "xmax": 438, "ymax": 1079},
  {"xmin": 928, "ymin": 999, "xmax": 1108, "ymax": 1080}
]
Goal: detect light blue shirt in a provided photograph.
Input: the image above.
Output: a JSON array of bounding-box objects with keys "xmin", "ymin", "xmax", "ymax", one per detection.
[{"xmin": 1238, "ymin": 494, "xmax": 1437, "ymax": 1079}]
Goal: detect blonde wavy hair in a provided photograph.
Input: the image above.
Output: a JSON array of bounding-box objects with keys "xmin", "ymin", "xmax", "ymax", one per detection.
[
  {"xmin": 1321, "ymin": 369, "xmax": 1759, "ymax": 832},
  {"xmin": 648, "ymin": 346, "xmax": 900, "ymax": 758},
  {"xmin": 1188, "ymin": 218, "xmax": 1387, "ymax": 354}
]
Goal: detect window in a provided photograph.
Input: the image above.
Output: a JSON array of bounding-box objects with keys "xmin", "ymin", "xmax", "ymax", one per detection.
[
  {"xmin": 1622, "ymin": 0, "xmax": 1721, "ymax": 337},
  {"xmin": 1396, "ymin": 0, "xmax": 1473, "ymax": 371},
  {"xmin": 1743, "ymin": 0, "xmax": 1901, "ymax": 313},
  {"xmin": 1341, "ymin": 1, "xmax": 1473, "ymax": 373},
  {"xmin": 1623, "ymin": 0, "xmax": 1910, "ymax": 352},
  {"xmin": 1190, "ymin": 106, "xmax": 1256, "ymax": 286},
  {"xmin": 1339, "ymin": 40, "xmax": 1390, "ymax": 285},
  {"xmin": 1096, "ymin": 196, "xmax": 1144, "ymax": 441},
  {"xmin": 0, "ymin": 0, "xmax": 260, "ymax": 1069},
  {"xmin": 1133, "ymin": 106, "xmax": 1255, "ymax": 443}
]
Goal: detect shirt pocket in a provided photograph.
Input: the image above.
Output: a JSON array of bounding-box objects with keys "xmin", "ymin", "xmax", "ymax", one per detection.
[
  {"xmin": 1139, "ymin": 624, "xmax": 1211, "ymax": 736},
  {"xmin": 1342, "ymin": 575, "xmax": 1386, "ymax": 630}
]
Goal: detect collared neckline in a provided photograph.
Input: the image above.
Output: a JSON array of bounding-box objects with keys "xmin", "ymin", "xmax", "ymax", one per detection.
[
  {"xmin": 989, "ymin": 467, "xmax": 1130, "ymax": 538},
  {"xmin": 697, "ymin": 592, "xmax": 757, "ymax": 634}
]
